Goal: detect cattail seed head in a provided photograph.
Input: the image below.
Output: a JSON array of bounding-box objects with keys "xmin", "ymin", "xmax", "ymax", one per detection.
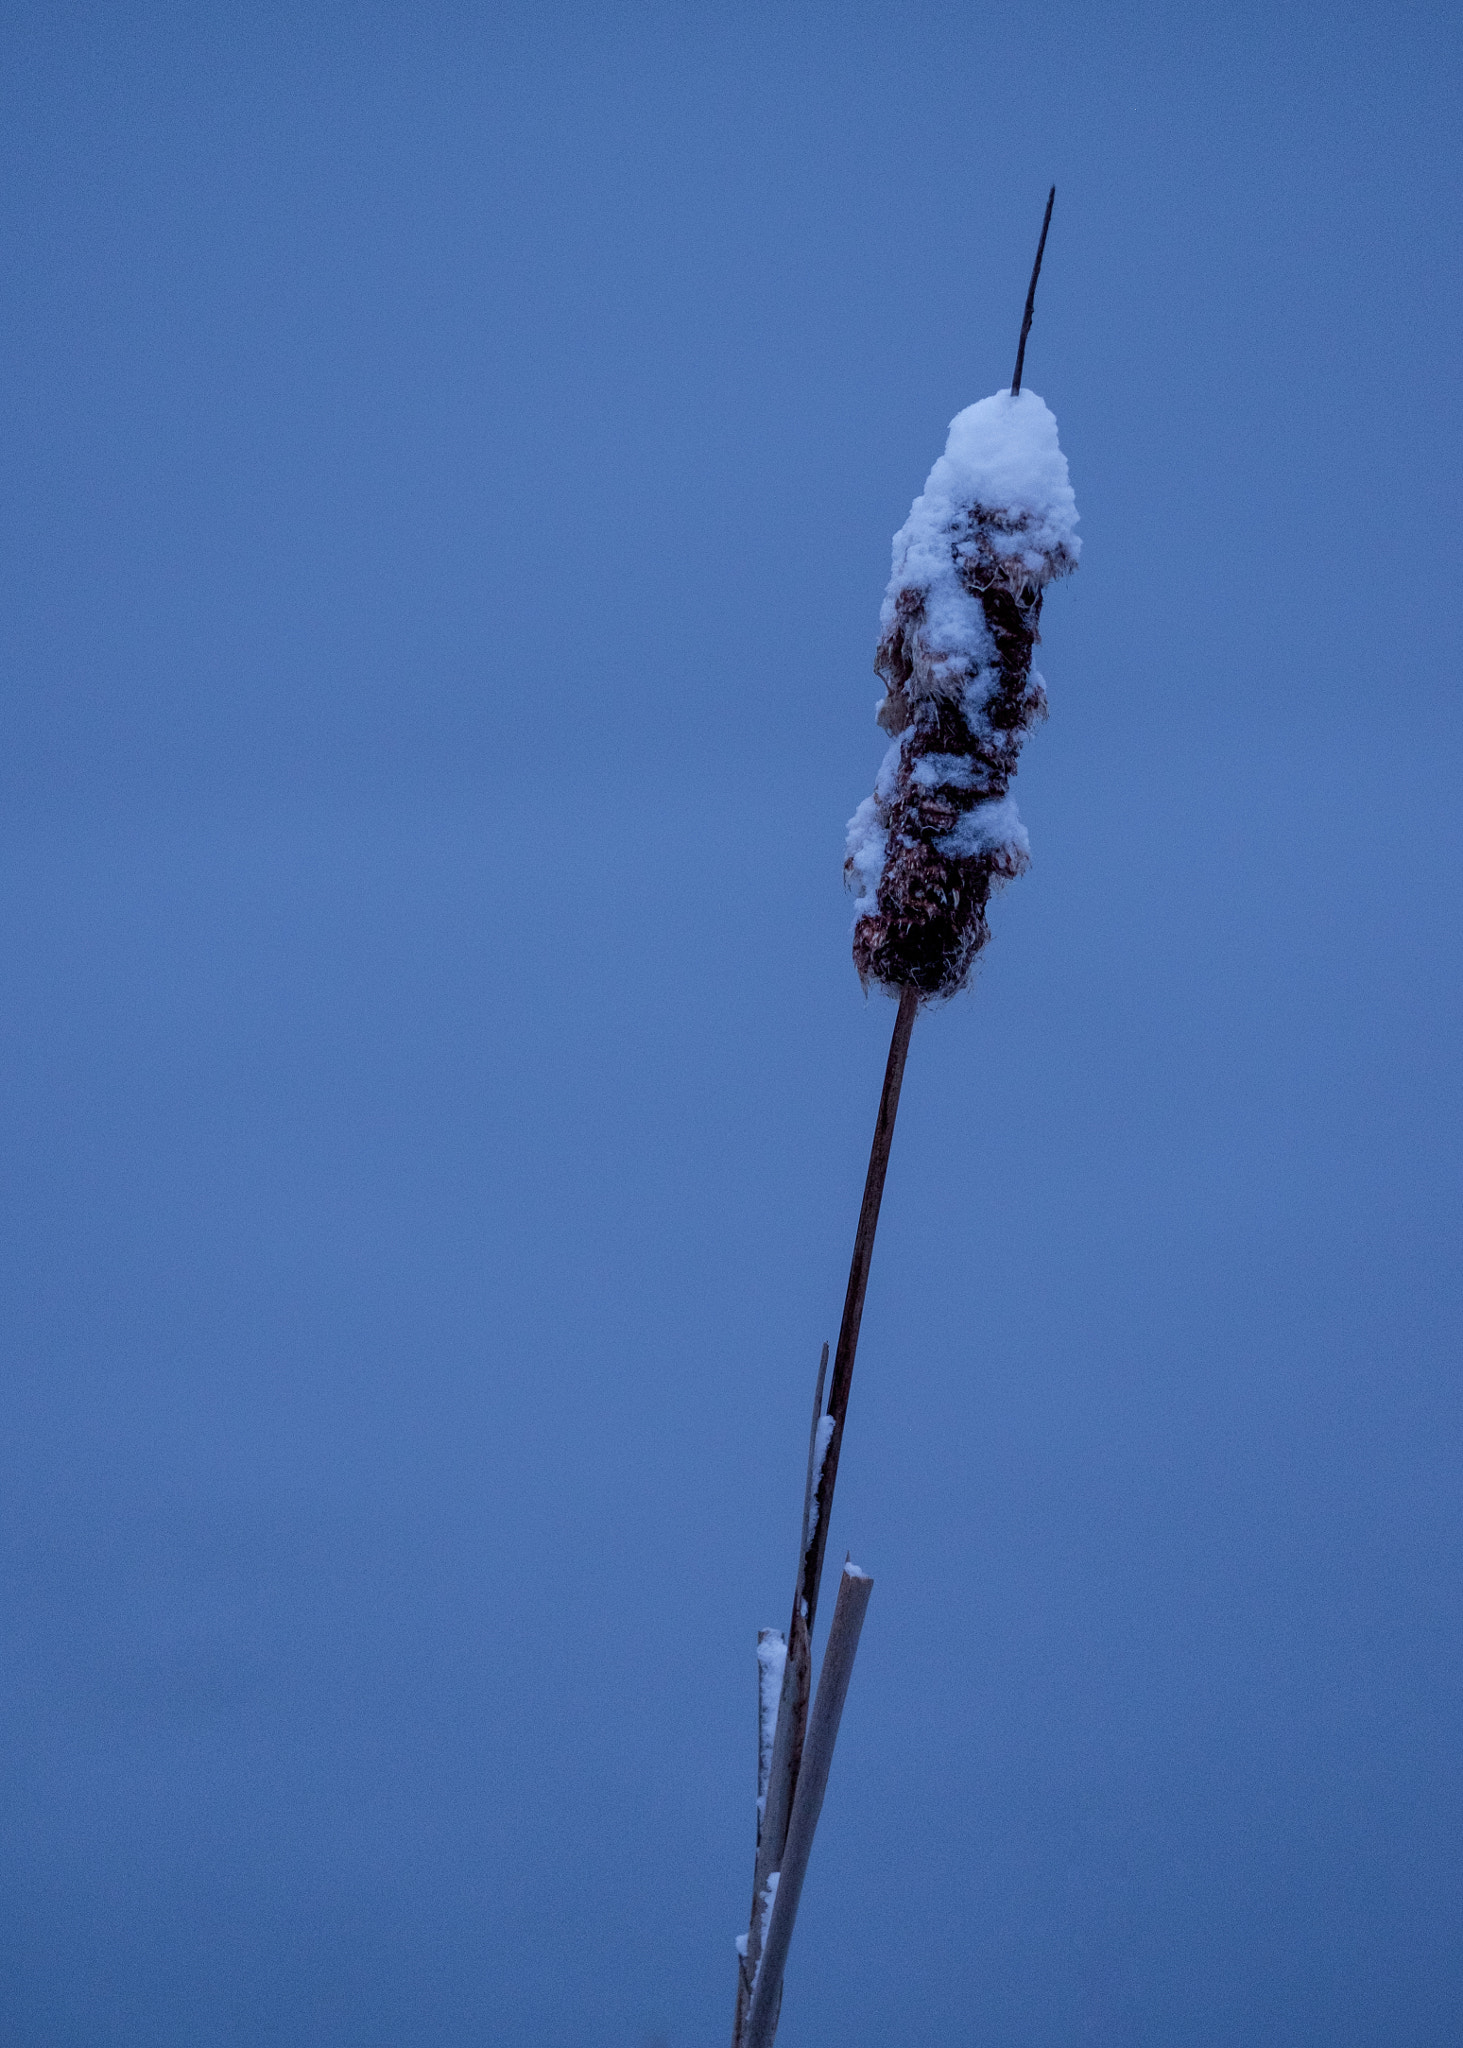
[{"xmin": 847, "ymin": 389, "xmax": 1079, "ymax": 1000}]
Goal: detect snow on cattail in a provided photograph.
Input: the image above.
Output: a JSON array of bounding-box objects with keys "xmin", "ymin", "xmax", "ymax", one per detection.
[{"xmin": 846, "ymin": 388, "xmax": 1079, "ymax": 999}]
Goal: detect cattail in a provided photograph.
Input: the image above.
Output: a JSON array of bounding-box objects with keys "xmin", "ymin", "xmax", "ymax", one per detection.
[
  {"xmin": 846, "ymin": 389, "xmax": 1079, "ymax": 999},
  {"xmin": 731, "ymin": 194, "xmax": 1077, "ymax": 2048}
]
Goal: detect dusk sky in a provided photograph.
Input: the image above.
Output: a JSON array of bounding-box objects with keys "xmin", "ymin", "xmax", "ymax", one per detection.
[{"xmin": 2, "ymin": 5, "xmax": 1461, "ymax": 2044}]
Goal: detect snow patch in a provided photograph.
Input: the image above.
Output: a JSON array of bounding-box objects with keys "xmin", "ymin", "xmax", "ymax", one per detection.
[
  {"xmin": 804, "ymin": 1414, "xmax": 837, "ymax": 1541},
  {"xmin": 878, "ymin": 389, "xmax": 1078, "ymax": 714},
  {"xmin": 935, "ymin": 795, "xmax": 1029, "ymax": 862},
  {"xmin": 755, "ymin": 1631, "xmax": 787, "ymax": 1816}
]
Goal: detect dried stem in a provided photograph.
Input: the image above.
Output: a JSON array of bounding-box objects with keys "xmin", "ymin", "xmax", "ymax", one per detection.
[
  {"xmin": 800, "ymin": 984, "xmax": 917, "ymax": 1638},
  {"xmin": 738, "ymin": 1626, "xmax": 789, "ymax": 2032},
  {"xmin": 737, "ymin": 1376, "xmax": 817, "ymax": 2042},
  {"xmin": 733, "ymin": 993, "xmax": 916, "ymax": 2047},
  {"xmin": 755, "ymin": 1629, "xmax": 785, "ymax": 1842},
  {"xmin": 736, "ymin": 1604, "xmax": 808, "ymax": 2042},
  {"xmin": 743, "ymin": 1563, "xmax": 876, "ymax": 2048},
  {"xmin": 798, "ymin": 1343, "xmax": 830, "ymax": 1563},
  {"xmin": 1011, "ymin": 185, "xmax": 1056, "ymax": 396}
]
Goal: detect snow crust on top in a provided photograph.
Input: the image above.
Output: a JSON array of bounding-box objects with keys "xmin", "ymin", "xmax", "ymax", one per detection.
[
  {"xmin": 845, "ymin": 388, "xmax": 1078, "ymax": 1000},
  {"xmin": 884, "ymin": 388, "xmax": 1079, "ymax": 611},
  {"xmin": 879, "ymin": 389, "xmax": 1079, "ymax": 710}
]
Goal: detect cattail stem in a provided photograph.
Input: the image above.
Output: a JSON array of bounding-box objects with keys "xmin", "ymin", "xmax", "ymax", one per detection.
[
  {"xmin": 736, "ymin": 1345, "xmax": 825, "ymax": 2045},
  {"xmin": 1011, "ymin": 185, "xmax": 1056, "ymax": 396},
  {"xmin": 755, "ymin": 1629, "xmax": 786, "ymax": 1843},
  {"xmin": 733, "ymin": 996, "xmax": 915, "ymax": 2047},
  {"xmin": 743, "ymin": 1564, "xmax": 876, "ymax": 2048},
  {"xmin": 798, "ymin": 1343, "xmax": 831, "ymax": 1563},
  {"xmin": 799, "ymin": 984, "xmax": 917, "ymax": 1639},
  {"xmin": 735, "ymin": 1624, "xmax": 791, "ymax": 2037}
]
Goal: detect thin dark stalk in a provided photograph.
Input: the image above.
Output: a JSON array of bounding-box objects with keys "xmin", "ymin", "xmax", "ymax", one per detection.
[
  {"xmin": 798, "ymin": 984, "xmax": 917, "ymax": 1639},
  {"xmin": 733, "ymin": 996, "xmax": 916, "ymax": 2047},
  {"xmin": 1011, "ymin": 185, "xmax": 1056, "ymax": 395}
]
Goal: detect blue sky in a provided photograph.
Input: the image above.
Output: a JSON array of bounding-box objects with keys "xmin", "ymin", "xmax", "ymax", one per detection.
[{"xmin": 2, "ymin": 5, "xmax": 1461, "ymax": 2043}]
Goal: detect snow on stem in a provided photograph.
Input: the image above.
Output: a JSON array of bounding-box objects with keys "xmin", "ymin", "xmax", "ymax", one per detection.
[
  {"xmin": 736, "ymin": 1345, "xmax": 828, "ymax": 2043},
  {"xmin": 743, "ymin": 1563, "xmax": 876, "ymax": 2048},
  {"xmin": 755, "ymin": 1629, "xmax": 787, "ymax": 1844},
  {"xmin": 798, "ymin": 1343, "xmax": 830, "ymax": 1564}
]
